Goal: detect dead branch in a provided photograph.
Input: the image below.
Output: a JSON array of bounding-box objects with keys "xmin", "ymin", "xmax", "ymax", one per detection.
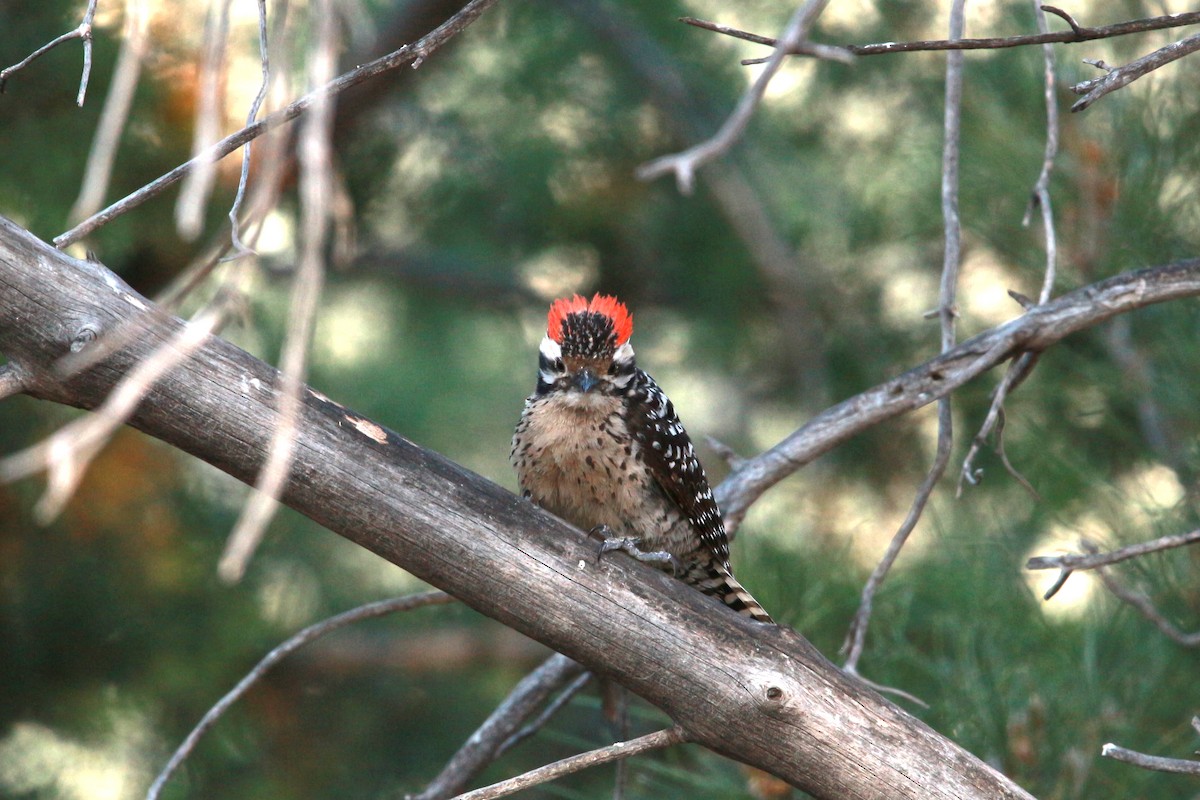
[
  {"xmin": 0, "ymin": 215, "xmax": 1040, "ymax": 799},
  {"xmin": 147, "ymin": 591, "xmax": 455, "ymax": 800},
  {"xmin": 713, "ymin": 258, "xmax": 1200, "ymax": 531},
  {"xmin": 681, "ymin": 9, "xmax": 1200, "ymax": 62},
  {"xmin": 0, "ymin": 0, "xmax": 99, "ymax": 105},
  {"xmin": 1092, "ymin": 566, "xmax": 1200, "ymax": 648},
  {"xmin": 1026, "ymin": 529, "xmax": 1200, "ymax": 574},
  {"xmin": 1101, "ymin": 742, "xmax": 1200, "ymax": 776},
  {"xmin": 635, "ymin": 0, "xmax": 839, "ymax": 194},
  {"xmin": 1071, "ymin": 31, "xmax": 1200, "ymax": 112},
  {"xmin": 451, "ymin": 727, "xmax": 689, "ymax": 800}
]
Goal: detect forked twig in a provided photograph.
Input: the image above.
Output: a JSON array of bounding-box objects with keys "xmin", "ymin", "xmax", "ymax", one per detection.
[
  {"xmin": 957, "ymin": 352, "xmax": 1041, "ymax": 498},
  {"xmin": 957, "ymin": 0, "xmax": 1063, "ymax": 496},
  {"xmin": 1071, "ymin": 31, "xmax": 1200, "ymax": 112},
  {"xmin": 1026, "ymin": 529, "xmax": 1200, "ymax": 575},
  {"xmin": 636, "ymin": 0, "xmax": 840, "ymax": 194},
  {"xmin": 0, "ymin": 0, "xmax": 100, "ymax": 105},
  {"xmin": 496, "ymin": 671, "xmax": 593, "ymax": 757},
  {"xmin": 70, "ymin": 0, "xmax": 149, "ymax": 224}
]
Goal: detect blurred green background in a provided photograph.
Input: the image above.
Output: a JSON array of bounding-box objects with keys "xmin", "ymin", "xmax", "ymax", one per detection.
[{"xmin": 1, "ymin": 1, "xmax": 1199, "ymax": 798}]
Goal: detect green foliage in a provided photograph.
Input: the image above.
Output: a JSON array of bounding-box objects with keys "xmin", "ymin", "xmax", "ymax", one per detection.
[{"xmin": 2, "ymin": 1, "xmax": 1199, "ymax": 798}]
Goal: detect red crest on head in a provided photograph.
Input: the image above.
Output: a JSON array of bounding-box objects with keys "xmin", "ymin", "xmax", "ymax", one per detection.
[{"xmin": 547, "ymin": 293, "xmax": 633, "ymax": 346}]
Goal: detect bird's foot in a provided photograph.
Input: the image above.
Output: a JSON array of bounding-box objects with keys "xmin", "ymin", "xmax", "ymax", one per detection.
[{"xmin": 591, "ymin": 526, "xmax": 682, "ymax": 576}]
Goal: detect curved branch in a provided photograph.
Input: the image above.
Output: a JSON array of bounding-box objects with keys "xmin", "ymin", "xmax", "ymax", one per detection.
[
  {"xmin": 715, "ymin": 258, "xmax": 1200, "ymax": 528},
  {"xmin": 147, "ymin": 591, "xmax": 455, "ymax": 800}
]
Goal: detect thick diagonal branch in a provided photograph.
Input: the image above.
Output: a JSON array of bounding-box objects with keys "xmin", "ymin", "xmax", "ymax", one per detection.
[{"xmin": 0, "ymin": 216, "xmax": 1034, "ymax": 800}]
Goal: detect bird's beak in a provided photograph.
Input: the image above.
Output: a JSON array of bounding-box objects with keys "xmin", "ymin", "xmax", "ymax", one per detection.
[{"xmin": 572, "ymin": 368, "xmax": 599, "ymax": 393}]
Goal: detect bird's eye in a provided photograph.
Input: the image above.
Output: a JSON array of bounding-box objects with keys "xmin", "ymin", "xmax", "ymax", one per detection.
[{"xmin": 554, "ymin": 358, "xmax": 564, "ymax": 371}]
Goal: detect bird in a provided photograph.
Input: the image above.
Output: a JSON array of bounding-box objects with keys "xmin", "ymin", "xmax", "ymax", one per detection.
[{"xmin": 511, "ymin": 293, "xmax": 773, "ymax": 623}]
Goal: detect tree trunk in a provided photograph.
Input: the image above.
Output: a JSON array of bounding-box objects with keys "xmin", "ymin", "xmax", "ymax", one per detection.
[{"xmin": 0, "ymin": 213, "xmax": 1038, "ymax": 799}]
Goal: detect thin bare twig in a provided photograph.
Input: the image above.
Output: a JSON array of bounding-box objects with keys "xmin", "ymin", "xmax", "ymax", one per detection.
[
  {"xmin": 228, "ymin": 0, "xmax": 273, "ymax": 254},
  {"xmin": 636, "ymin": 0, "xmax": 839, "ymax": 194},
  {"xmin": 54, "ymin": 0, "xmax": 502, "ymax": 249},
  {"xmin": 451, "ymin": 727, "xmax": 689, "ymax": 800},
  {"xmin": 496, "ymin": 670, "xmax": 592, "ymax": 757},
  {"xmin": 956, "ymin": 352, "xmax": 1042, "ymax": 497},
  {"xmin": 1071, "ymin": 31, "xmax": 1200, "ymax": 112},
  {"xmin": 1025, "ymin": 2, "xmax": 1060, "ymax": 306},
  {"xmin": 957, "ymin": 1, "xmax": 1063, "ymax": 497},
  {"xmin": 176, "ymin": 0, "xmax": 234, "ymax": 240},
  {"xmin": 850, "ymin": 672, "xmax": 929, "ymax": 709},
  {"xmin": 70, "ymin": 0, "xmax": 149, "ymax": 224},
  {"xmin": 1026, "ymin": 529, "xmax": 1200, "ymax": 574},
  {"xmin": 217, "ymin": 0, "xmax": 337, "ymax": 583},
  {"xmin": 0, "ymin": 0, "xmax": 99, "ymax": 105},
  {"xmin": 681, "ymin": 9, "xmax": 1200, "ymax": 61},
  {"xmin": 146, "ymin": 591, "xmax": 455, "ymax": 800},
  {"xmin": 1101, "ymin": 743, "xmax": 1200, "ymax": 775},
  {"xmin": 1093, "ymin": 565, "xmax": 1200, "ymax": 648},
  {"xmin": 677, "ymin": 17, "xmax": 854, "ymax": 63},
  {"xmin": 841, "ymin": 0, "xmax": 966, "ymax": 675},
  {"xmin": 413, "ymin": 653, "xmax": 588, "ymax": 800}
]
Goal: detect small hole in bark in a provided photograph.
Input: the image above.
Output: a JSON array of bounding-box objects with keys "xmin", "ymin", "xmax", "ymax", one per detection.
[{"xmin": 766, "ymin": 686, "xmax": 783, "ymax": 701}]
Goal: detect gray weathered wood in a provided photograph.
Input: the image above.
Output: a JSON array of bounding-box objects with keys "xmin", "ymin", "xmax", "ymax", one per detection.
[{"xmin": 0, "ymin": 212, "xmax": 1127, "ymax": 798}]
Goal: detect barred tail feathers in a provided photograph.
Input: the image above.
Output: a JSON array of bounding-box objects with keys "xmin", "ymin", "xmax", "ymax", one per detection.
[{"xmin": 690, "ymin": 560, "xmax": 774, "ymax": 624}]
